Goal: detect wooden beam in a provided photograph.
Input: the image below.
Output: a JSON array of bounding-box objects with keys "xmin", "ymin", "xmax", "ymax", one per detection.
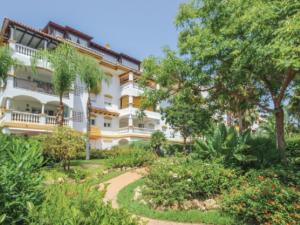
[
  {"xmin": 35, "ymin": 38, "xmax": 43, "ymax": 49},
  {"xmin": 27, "ymin": 35, "xmax": 35, "ymax": 46},
  {"xmin": 19, "ymin": 29, "xmax": 27, "ymax": 43}
]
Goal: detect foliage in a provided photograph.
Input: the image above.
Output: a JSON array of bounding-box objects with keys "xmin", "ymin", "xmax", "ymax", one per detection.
[
  {"xmin": 176, "ymin": 0, "xmax": 300, "ymax": 161},
  {"xmin": 40, "ymin": 127, "xmax": 84, "ymax": 170},
  {"xmin": 118, "ymin": 179, "xmax": 235, "ymax": 225},
  {"xmin": 77, "ymin": 55, "xmax": 107, "ymax": 160},
  {"xmin": 28, "ymin": 182, "xmax": 139, "ymax": 225},
  {"xmin": 31, "ymin": 43, "xmax": 79, "ymax": 125},
  {"xmin": 0, "ymin": 45, "xmax": 19, "ymax": 86},
  {"xmin": 286, "ymin": 134, "xmax": 300, "ymax": 167},
  {"xmin": 245, "ymin": 135, "xmax": 279, "ymax": 167},
  {"xmin": 0, "ymin": 134, "xmax": 43, "ymax": 225},
  {"xmin": 107, "ymin": 145, "xmax": 157, "ymax": 168},
  {"xmin": 150, "ymin": 130, "xmax": 166, "ymax": 155},
  {"xmin": 139, "ymin": 49, "xmax": 212, "ymax": 150},
  {"xmin": 193, "ymin": 124, "xmax": 255, "ymax": 167},
  {"xmin": 223, "ymin": 175, "xmax": 300, "ymax": 225},
  {"xmin": 142, "ymin": 158, "xmax": 237, "ymax": 208}
]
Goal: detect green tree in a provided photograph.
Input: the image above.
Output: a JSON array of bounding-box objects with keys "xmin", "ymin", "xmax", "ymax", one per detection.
[
  {"xmin": 150, "ymin": 130, "xmax": 166, "ymax": 156},
  {"xmin": 139, "ymin": 49, "xmax": 211, "ymax": 151},
  {"xmin": 176, "ymin": 0, "xmax": 300, "ymax": 163},
  {"xmin": 40, "ymin": 127, "xmax": 84, "ymax": 170},
  {"xmin": 0, "ymin": 45, "xmax": 19, "ymax": 86},
  {"xmin": 288, "ymin": 88, "xmax": 300, "ymax": 129},
  {"xmin": 32, "ymin": 43, "xmax": 79, "ymax": 126},
  {"xmin": 78, "ymin": 55, "xmax": 107, "ymax": 160}
]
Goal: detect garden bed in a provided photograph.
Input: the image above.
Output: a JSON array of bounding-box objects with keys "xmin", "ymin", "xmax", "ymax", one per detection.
[{"xmin": 117, "ymin": 179, "xmax": 235, "ymax": 225}]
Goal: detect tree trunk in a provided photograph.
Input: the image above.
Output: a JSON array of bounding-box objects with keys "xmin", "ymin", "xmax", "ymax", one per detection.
[
  {"xmin": 274, "ymin": 106, "xmax": 287, "ymax": 163},
  {"xmin": 183, "ymin": 137, "xmax": 187, "ymax": 153},
  {"xmin": 86, "ymin": 93, "xmax": 91, "ymax": 160},
  {"xmin": 56, "ymin": 94, "xmax": 64, "ymax": 126},
  {"xmin": 237, "ymin": 111, "xmax": 244, "ymax": 134}
]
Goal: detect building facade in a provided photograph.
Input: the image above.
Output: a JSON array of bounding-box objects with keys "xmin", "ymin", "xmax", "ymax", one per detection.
[{"xmin": 0, "ymin": 18, "xmax": 181, "ymax": 149}]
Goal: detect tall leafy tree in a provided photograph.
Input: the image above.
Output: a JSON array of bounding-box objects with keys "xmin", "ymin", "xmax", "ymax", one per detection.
[
  {"xmin": 176, "ymin": 0, "xmax": 300, "ymax": 163},
  {"xmin": 139, "ymin": 49, "xmax": 211, "ymax": 150},
  {"xmin": 0, "ymin": 45, "xmax": 19, "ymax": 86},
  {"xmin": 78, "ymin": 55, "xmax": 107, "ymax": 160},
  {"xmin": 32, "ymin": 43, "xmax": 79, "ymax": 126}
]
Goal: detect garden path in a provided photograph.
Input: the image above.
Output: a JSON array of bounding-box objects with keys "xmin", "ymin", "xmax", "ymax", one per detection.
[{"xmin": 103, "ymin": 168, "xmax": 207, "ymax": 225}]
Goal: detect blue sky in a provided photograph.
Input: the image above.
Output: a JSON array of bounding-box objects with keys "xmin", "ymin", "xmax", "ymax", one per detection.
[{"xmin": 0, "ymin": 0, "xmax": 186, "ymax": 60}]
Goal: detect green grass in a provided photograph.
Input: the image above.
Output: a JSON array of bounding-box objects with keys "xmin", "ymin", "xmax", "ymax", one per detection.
[
  {"xmin": 117, "ymin": 179, "xmax": 235, "ymax": 225},
  {"xmin": 42, "ymin": 159, "xmax": 123, "ymax": 185}
]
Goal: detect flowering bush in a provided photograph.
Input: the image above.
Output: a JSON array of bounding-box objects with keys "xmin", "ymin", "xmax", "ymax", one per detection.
[
  {"xmin": 223, "ymin": 175, "xmax": 300, "ymax": 225},
  {"xmin": 142, "ymin": 158, "xmax": 237, "ymax": 208},
  {"xmin": 223, "ymin": 168, "xmax": 300, "ymax": 225}
]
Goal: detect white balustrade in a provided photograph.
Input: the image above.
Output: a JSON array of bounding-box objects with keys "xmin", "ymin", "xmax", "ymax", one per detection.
[
  {"xmin": 46, "ymin": 116, "xmax": 56, "ymax": 125},
  {"xmin": 15, "ymin": 44, "xmax": 36, "ymax": 57},
  {"xmin": 12, "ymin": 111, "xmax": 40, "ymax": 123}
]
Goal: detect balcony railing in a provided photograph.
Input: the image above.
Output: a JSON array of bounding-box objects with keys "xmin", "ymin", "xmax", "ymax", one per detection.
[
  {"xmin": 15, "ymin": 44, "xmax": 37, "ymax": 57},
  {"xmin": 8, "ymin": 111, "xmax": 71, "ymax": 126},
  {"xmin": 118, "ymin": 126, "xmax": 155, "ymax": 134},
  {"xmin": 12, "ymin": 111, "xmax": 40, "ymax": 123},
  {"xmin": 13, "ymin": 77, "xmax": 69, "ymax": 98},
  {"xmin": 46, "ymin": 115, "xmax": 70, "ymax": 126}
]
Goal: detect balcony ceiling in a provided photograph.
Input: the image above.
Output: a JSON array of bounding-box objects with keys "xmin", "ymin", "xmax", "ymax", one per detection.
[{"xmin": 14, "ymin": 27, "xmax": 57, "ymax": 50}]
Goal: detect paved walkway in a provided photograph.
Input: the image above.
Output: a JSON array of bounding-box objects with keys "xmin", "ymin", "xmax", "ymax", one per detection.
[{"xmin": 103, "ymin": 169, "xmax": 207, "ymax": 225}]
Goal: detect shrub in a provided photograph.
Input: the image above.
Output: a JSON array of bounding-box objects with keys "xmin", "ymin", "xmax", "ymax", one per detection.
[
  {"xmin": 142, "ymin": 158, "xmax": 237, "ymax": 208},
  {"xmin": 286, "ymin": 135, "xmax": 300, "ymax": 166},
  {"xmin": 193, "ymin": 124, "xmax": 255, "ymax": 167},
  {"xmin": 223, "ymin": 177, "xmax": 300, "ymax": 225},
  {"xmin": 74, "ymin": 149, "xmax": 106, "ymax": 160},
  {"xmin": 0, "ymin": 134, "xmax": 44, "ymax": 224},
  {"xmin": 28, "ymin": 182, "xmax": 139, "ymax": 225},
  {"xmin": 40, "ymin": 127, "xmax": 85, "ymax": 170},
  {"xmin": 150, "ymin": 130, "xmax": 166, "ymax": 156},
  {"xmin": 107, "ymin": 146, "xmax": 157, "ymax": 168},
  {"xmin": 246, "ymin": 135, "xmax": 279, "ymax": 167}
]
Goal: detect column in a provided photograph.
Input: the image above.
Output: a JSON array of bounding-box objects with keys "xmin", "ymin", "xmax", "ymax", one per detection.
[
  {"xmin": 69, "ymin": 108, "xmax": 73, "ymax": 127},
  {"xmin": 5, "ymin": 98, "xmax": 12, "ymax": 121},
  {"xmin": 40, "ymin": 104, "xmax": 46, "ymax": 124},
  {"xmin": 44, "ymin": 40, "xmax": 48, "ymax": 49},
  {"xmin": 9, "ymin": 26, "xmax": 15, "ymax": 41},
  {"xmin": 128, "ymin": 114, "xmax": 133, "ymax": 133},
  {"xmin": 128, "ymin": 72, "xmax": 134, "ymax": 82},
  {"xmin": 6, "ymin": 98, "xmax": 11, "ymax": 110}
]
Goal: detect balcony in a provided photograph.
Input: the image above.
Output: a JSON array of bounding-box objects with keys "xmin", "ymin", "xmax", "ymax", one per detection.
[
  {"xmin": 118, "ymin": 126, "xmax": 155, "ymax": 134},
  {"xmin": 13, "ymin": 77, "xmax": 69, "ymax": 98},
  {"xmin": 1, "ymin": 111, "xmax": 71, "ymax": 132}
]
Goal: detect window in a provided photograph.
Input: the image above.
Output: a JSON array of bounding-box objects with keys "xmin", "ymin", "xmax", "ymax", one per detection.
[
  {"xmin": 138, "ymin": 123, "xmax": 144, "ymax": 128},
  {"xmin": 104, "ymin": 94, "xmax": 112, "ymax": 107},
  {"xmin": 74, "ymin": 82, "xmax": 84, "ymax": 96},
  {"xmin": 104, "ymin": 117, "xmax": 112, "ymax": 128},
  {"xmin": 73, "ymin": 111, "xmax": 84, "ymax": 122},
  {"xmin": 91, "ymin": 118, "xmax": 96, "ymax": 125}
]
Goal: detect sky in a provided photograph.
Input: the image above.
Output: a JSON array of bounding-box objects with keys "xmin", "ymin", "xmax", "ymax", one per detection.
[{"xmin": 0, "ymin": 0, "xmax": 186, "ymax": 60}]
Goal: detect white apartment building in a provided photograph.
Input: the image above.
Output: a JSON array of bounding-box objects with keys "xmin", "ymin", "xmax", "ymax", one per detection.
[{"xmin": 0, "ymin": 18, "xmax": 181, "ymax": 149}]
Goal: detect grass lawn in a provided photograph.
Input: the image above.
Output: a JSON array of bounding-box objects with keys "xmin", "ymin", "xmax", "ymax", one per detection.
[
  {"xmin": 42, "ymin": 159, "xmax": 123, "ymax": 185},
  {"xmin": 117, "ymin": 179, "xmax": 235, "ymax": 225}
]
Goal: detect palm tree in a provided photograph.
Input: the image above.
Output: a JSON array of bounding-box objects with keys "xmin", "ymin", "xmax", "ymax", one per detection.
[
  {"xmin": 0, "ymin": 45, "xmax": 19, "ymax": 87},
  {"xmin": 32, "ymin": 43, "xmax": 79, "ymax": 126},
  {"xmin": 78, "ymin": 55, "xmax": 108, "ymax": 160}
]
